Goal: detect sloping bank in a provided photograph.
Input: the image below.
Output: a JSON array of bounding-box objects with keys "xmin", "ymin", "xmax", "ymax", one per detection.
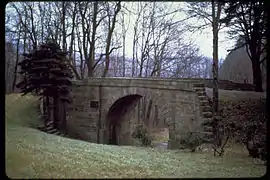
[
  {"xmin": 205, "ymin": 88, "xmax": 266, "ymax": 160},
  {"xmin": 5, "ymin": 94, "xmax": 266, "ymax": 178}
]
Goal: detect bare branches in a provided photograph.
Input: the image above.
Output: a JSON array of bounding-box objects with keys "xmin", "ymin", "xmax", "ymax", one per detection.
[
  {"xmin": 5, "ymin": 2, "xmax": 217, "ymax": 80},
  {"xmin": 102, "ymin": 1, "xmax": 121, "ymax": 77}
]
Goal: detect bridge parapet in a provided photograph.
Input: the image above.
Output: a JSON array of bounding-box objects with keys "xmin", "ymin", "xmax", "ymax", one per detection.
[{"xmin": 72, "ymin": 77, "xmax": 205, "ymax": 91}]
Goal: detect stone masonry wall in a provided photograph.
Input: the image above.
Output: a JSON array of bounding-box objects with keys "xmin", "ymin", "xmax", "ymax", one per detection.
[{"xmin": 66, "ymin": 78, "xmax": 211, "ymax": 149}]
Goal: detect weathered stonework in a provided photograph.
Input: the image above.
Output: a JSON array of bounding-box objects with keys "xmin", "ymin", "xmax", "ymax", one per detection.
[{"xmin": 66, "ymin": 77, "xmax": 213, "ymax": 149}]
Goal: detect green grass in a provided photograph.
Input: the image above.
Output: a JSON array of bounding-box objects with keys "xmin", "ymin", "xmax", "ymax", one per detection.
[{"xmin": 5, "ymin": 94, "xmax": 266, "ymax": 178}]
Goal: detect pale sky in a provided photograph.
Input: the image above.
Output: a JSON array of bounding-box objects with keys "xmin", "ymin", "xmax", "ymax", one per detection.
[
  {"xmin": 122, "ymin": 2, "xmax": 236, "ymax": 60},
  {"xmin": 186, "ymin": 27, "xmax": 236, "ymax": 59},
  {"xmin": 6, "ymin": 2, "xmax": 236, "ymax": 60}
]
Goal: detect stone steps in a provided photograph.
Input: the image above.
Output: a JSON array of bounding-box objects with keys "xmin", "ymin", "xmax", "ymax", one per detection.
[
  {"xmin": 197, "ymin": 91, "xmax": 206, "ymax": 96},
  {"xmin": 201, "ymin": 132, "xmax": 214, "ymax": 139},
  {"xmin": 201, "ymin": 118, "xmax": 213, "ymax": 126},
  {"xmin": 53, "ymin": 131, "xmax": 61, "ymax": 135},
  {"xmin": 198, "ymin": 95, "xmax": 207, "ymax": 101},
  {"xmin": 202, "ymin": 137, "xmax": 215, "ymax": 143},
  {"xmin": 193, "ymin": 84, "xmax": 214, "ymax": 143},
  {"xmin": 200, "ymin": 105, "xmax": 212, "ymax": 112},
  {"xmin": 202, "ymin": 112, "xmax": 212, "ymax": 118},
  {"xmin": 199, "ymin": 100, "xmax": 210, "ymax": 106},
  {"xmin": 38, "ymin": 120, "xmax": 65, "ymax": 137},
  {"xmin": 46, "ymin": 120, "xmax": 54, "ymax": 127},
  {"xmin": 194, "ymin": 87, "xmax": 205, "ymax": 92},
  {"xmin": 45, "ymin": 125, "xmax": 54, "ymax": 131},
  {"xmin": 203, "ymin": 126, "xmax": 213, "ymax": 132},
  {"xmin": 47, "ymin": 128, "xmax": 58, "ymax": 134},
  {"xmin": 193, "ymin": 83, "xmax": 205, "ymax": 88}
]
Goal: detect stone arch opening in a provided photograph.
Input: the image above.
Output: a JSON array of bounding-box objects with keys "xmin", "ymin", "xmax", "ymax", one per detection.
[
  {"xmin": 147, "ymin": 102, "xmax": 172, "ymax": 150},
  {"xmin": 106, "ymin": 94, "xmax": 142, "ymax": 145}
]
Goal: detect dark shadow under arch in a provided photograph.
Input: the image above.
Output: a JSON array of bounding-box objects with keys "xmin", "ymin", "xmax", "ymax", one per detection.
[{"xmin": 106, "ymin": 94, "xmax": 142, "ymax": 145}]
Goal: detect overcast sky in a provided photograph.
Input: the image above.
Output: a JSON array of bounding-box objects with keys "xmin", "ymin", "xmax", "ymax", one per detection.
[
  {"xmin": 122, "ymin": 2, "xmax": 236, "ymax": 60},
  {"xmin": 6, "ymin": 2, "xmax": 236, "ymax": 60}
]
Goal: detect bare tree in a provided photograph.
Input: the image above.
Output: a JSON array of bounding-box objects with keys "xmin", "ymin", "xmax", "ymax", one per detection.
[
  {"xmin": 185, "ymin": 1, "xmax": 223, "ymax": 113},
  {"xmin": 5, "ymin": 42, "xmax": 16, "ymax": 93},
  {"xmin": 102, "ymin": 2, "xmax": 122, "ymax": 77},
  {"xmin": 131, "ymin": 2, "xmax": 147, "ymax": 77},
  {"xmin": 12, "ymin": 24, "xmax": 22, "ymax": 92},
  {"xmin": 120, "ymin": 6, "xmax": 130, "ymax": 77},
  {"xmin": 184, "ymin": 1, "xmax": 225, "ymax": 156}
]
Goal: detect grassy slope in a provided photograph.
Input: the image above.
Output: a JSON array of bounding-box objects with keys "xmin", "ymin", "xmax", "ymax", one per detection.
[
  {"xmin": 5, "ymin": 94, "xmax": 266, "ymax": 178},
  {"xmin": 205, "ymin": 88, "xmax": 266, "ymax": 101}
]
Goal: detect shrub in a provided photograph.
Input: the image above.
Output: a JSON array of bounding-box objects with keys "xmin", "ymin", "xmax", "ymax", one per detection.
[
  {"xmin": 132, "ymin": 124, "xmax": 152, "ymax": 146},
  {"xmin": 179, "ymin": 132, "xmax": 203, "ymax": 152},
  {"xmin": 196, "ymin": 143, "xmax": 214, "ymax": 152},
  {"xmin": 219, "ymin": 98, "xmax": 266, "ymax": 160}
]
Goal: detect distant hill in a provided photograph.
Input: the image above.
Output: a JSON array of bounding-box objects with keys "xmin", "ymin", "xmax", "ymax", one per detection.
[{"xmin": 219, "ymin": 46, "xmax": 266, "ymax": 91}]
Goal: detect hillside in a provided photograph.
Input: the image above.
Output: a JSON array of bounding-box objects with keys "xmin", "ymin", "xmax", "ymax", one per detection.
[
  {"xmin": 219, "ymin": 46, "xmax": 266, "ymax": 91},
  {"xmin": 5, "ymin": 94, "xmax": 266, "ymax": 178},
  {"xmin": 205, "ymin": 88, "xmax": 266, "ymax": 101}
]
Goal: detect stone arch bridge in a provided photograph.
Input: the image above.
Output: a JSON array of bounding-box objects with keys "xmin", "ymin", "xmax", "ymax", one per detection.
[{"xmin": 66, "ymin": 77, "xmax": 214, "ymax": 149}]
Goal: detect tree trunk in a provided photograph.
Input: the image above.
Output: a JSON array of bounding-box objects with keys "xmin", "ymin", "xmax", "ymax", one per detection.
[
  {"xmin": 122, "ymin": 13, "xmax": 126, "ymax": 77},
  {"xmin": 45, "ymin": 96, "xmax": 50, "ymax": 126},
  {"xmin": 132, "ymin": 36, "xmax": 136, "ymax": 77},
  {"xmin": 58, "ymin": 99, "xmax": 67, "ymax": 133},
  {"xmin": 12, "ymin": 32, "xmax": 21, "ymax": 92},
  {"xmin": 53, "ymin": 96, "xmax": 59, "ymax": 129},
  {"xmin": 251, "ymin": 59, "xmax": 263, "ymax": 92},
  {"xmin": 102, "ymin": 2, "xmax": 121, "ymax": 77},
  {"xmin": 139, "ymin": 63, "xmax": 143, "ymax": 77},
  {"xmin": 42, "ymin": 96, "xmax": 46, "ymax": 118},
  {"xmin": 212, "ymin": 1, "xmax": 222, "ymax": 154},
  {"xmin": 68, "ymin": 2, "xmax": 77, "ymax": 73},
  {"xmin": 212, "ymin": 1, "xmax": 219, "ymax": 114},
  {"xmin": 61, "ymin": 2, "xmax": 66, "ymax": 51},
  {"xmin": 88, "ymin": 1, "xmax": 98, "ymax": 77}
]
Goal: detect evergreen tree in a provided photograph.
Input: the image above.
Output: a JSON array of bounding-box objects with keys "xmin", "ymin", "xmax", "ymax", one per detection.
[{"xmin": 16, "ymin": 40, "xmax": 73, "ymax": 134}]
